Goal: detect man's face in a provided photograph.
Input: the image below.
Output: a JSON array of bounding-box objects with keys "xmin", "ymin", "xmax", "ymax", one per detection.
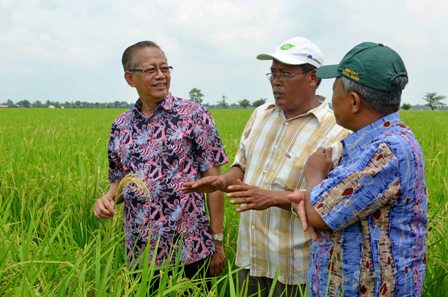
[
  {"xmin": 127, "ymin": 47, "xmax": 171, "ymax": 103},
  {"xmin": 331, "ymin": 78, "xmax": 352, "ymax": 128},
  {"xmin": 269, "ymin": 60, "xmax": 313, "ymax": 116}
]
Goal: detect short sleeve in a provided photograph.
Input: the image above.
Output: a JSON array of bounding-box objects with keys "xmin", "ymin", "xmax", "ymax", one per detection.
[
  {"xmin": 191, "ymin": 107, "xmax": 228, "ymax": 172},
  {"xmin": 108, "ymin": 124, "xmax": 125, "ymax": 182},
  {"xmin": 232, "ymin": 108, "xmax": 258, "ymax": 171}
]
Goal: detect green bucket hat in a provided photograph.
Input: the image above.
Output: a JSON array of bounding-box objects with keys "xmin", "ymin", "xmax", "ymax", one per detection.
[{"xmin": 316, "ymin": 42, "xmax": 408, "ymax": 92}]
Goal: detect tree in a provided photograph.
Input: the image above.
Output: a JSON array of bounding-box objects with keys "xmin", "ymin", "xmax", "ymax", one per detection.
[
  {"xmin": 423, "ymin": 92, "xmax": 446, "ymax": 110},
  {"xmin": 16, "ymin": 100, "xmax": 31, "ymax": 108},
  {"xmin": 6, "ymin": 99, "xmax": 16, "ymax": 108},
  {"xmin": 239, "ymin": 99, "xmax": 250, "ymax": 109},
  {"xmin": 217, "ymin": 95, "xmax": 229, "ymax": 108},
  {"xmin": 189, "ymin": 88, "xmax": 204, "ymax": 104},
  {"xmin": 33, "ymin": 100, "xmax": 45, "ymax": 108},
  {"xmin": 401, "ymin": 103, "xmax": 412, "ymax": 110},
  {"xmin": 252, "ymin": 98, "xmax": 267, "ymax": 108}
]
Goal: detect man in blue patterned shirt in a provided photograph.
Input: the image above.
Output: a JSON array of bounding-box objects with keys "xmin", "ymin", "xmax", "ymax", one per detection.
[{"xmin": 290, "ymin": 42, "xmax": 427, "ymax": 296}]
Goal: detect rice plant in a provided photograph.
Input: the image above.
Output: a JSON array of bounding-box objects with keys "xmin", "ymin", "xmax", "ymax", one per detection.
[{"xmin": 0, "ymin": 108, "xmax": 446, "ymax": 296}]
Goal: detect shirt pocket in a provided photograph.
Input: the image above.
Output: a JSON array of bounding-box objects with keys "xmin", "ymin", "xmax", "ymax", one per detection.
[{"xmin": 271, "ymin": 150, "xmax": 307, "ymax": 191}]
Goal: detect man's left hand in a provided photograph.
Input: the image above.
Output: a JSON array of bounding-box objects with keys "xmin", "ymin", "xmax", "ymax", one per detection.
[
  {"xmin": 209, "ymin": 241, "xmax": 226, "ymax": 276},
  {"xmin": 304, "ymin": 147, "xmax": 334, "ymax": 182}
]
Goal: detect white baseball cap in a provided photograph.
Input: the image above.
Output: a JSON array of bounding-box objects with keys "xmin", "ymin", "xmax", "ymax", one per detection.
[{"xmin": 257, "ymin": 37, "xmax": 323, "ymax": 68}]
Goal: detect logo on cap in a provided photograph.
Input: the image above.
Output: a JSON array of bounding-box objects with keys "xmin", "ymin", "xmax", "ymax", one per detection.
[
  {"xmin": 307, "ymin": 54, "xmax": 321, "ymax": 65},
  {"xmin": 342, "ymin": 68, "xmax": 360, "ymax": 81},
  {"xmin": 280, "ymin": 43, "xmax": 295, "ymax": 50}
]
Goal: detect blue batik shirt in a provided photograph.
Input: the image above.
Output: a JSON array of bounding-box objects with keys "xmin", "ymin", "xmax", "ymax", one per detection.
[{"xmin": 308, "ymin": 112, "xmax": 427, "ymax": 297}]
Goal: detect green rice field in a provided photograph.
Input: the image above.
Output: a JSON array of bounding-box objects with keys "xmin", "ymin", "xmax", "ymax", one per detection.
[{"xmin": 0, "ymin": 108, "xmax": 446, "ymax": 296}]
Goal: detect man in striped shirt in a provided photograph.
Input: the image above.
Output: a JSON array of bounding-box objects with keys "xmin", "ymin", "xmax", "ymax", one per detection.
[{"xmin": 182, "ymin": 37, "xmax": 348, "ymax": 296}]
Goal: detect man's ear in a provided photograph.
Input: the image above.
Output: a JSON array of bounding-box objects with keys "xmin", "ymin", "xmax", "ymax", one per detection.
[
  {"xmin": 351, "ymin": 92, "xmax": 362, "ymax": 113},
  {"xmin": 308, "ymin": 69, "xmax": 318, "ymax": 87},
  {"xmin": 124, "ymin": 71, "xmax": 136, "ymax": 87}
]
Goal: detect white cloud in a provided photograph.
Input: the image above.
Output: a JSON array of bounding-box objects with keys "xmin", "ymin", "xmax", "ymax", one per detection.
[{"xmin": 0, "ymin": 0, "xmax": 447, "ymax": 104}]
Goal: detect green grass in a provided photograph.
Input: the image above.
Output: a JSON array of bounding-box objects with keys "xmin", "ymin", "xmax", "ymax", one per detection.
[
  {"xmin": 400, "ymin": 111, "xmax": 448, "ymax": 296},
  {"xmin": 0, "ymin": 108, "xmax": 446, "ymax": 296}
]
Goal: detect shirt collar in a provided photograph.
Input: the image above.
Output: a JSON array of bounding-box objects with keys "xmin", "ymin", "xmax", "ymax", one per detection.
[
  {"xmin": 265, "ymin": 95, "xmax": 330, "ymax": 123},
  {"xmin": 310, "ymin": 95, "xmax": 331, "ymax": 123},
  {"xmin": 132, "ymin": 92, "xmax": 175, "ymax": 117},
  {"xmin": 342, "ymin": 112, "xmax": 402, "ymax": 155}
]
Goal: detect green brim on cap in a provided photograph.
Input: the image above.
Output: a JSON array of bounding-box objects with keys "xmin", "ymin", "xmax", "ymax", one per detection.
[{"xmin": 316, "ymin": 64, "xmax": 340, "ymax": 79}]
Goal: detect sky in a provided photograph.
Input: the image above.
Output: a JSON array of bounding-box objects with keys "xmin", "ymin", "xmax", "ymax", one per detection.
[{"xmin": 1, "ymin": 0, "xmax": 447, "ymax": 105}]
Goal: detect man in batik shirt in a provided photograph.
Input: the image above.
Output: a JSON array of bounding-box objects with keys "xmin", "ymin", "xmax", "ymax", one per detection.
[
  {"xmin": 290, "ymin": 42, "xmax": 427, "ymax": 296},
  {"xmin": 93, "ymin": 41, "xmax": 228, "ymax": 282}
]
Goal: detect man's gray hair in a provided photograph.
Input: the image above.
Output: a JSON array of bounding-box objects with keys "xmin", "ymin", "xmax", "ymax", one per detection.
[
  {"xmin": 340, "ymin": 76, "xmax": 408, "ymax": 115},
  {"xmin": 122, "ymin": 41, "xmax": 165, "ymax": 71}
]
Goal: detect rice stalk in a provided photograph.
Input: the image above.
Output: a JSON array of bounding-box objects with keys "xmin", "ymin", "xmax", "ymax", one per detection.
[{"xmin": 115, "ymin": 173, "xmax": 151, "ymax": 203}]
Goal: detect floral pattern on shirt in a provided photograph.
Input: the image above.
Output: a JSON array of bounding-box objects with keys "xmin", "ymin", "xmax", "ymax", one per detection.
[
  {"xmin": 108, "ymin": 93, "xmax": 228, "ymax": 266},
  {"xmin": 309, "ymin": 113, "xmax": 427, "ymax": 297}
]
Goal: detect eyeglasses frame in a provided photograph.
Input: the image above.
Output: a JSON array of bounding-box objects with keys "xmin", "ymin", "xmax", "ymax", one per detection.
[{"xmin": 128, "ymin": 66, "xmax": 173, "ymax": 76}]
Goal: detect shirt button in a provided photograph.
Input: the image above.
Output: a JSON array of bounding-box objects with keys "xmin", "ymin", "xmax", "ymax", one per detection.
[{"xmin": 274, "ymin": 145, "xmax": 278, "ymax": 149}]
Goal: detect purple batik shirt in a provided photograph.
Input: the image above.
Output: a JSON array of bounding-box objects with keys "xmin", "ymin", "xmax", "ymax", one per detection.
[
  {"xmin": 108, "ymin": 93, "xmax": 228, "ymax": 266},
  {"xmin": 308, "ymin": 113, "xmax": 427, "ymax": 297}
]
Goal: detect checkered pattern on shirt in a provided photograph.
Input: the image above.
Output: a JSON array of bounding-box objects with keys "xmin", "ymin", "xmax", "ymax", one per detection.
[{"xmin": 233, "ymin": 100, "xmax": 349, "ymax": 285}]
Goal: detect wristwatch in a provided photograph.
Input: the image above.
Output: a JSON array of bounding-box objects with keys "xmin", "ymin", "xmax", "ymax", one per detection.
[{"xmin": 213, "ymin": 233, "xmax": 224, "ymax": 241}]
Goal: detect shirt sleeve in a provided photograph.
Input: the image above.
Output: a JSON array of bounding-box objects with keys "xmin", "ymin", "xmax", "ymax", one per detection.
[
  {"xmin": 232, "ymin": 108, "xmax": 258, "ymax": 171},
  {"xmin": 310, "ymin": 141, "xmax": 401, "ymax": 232},
  {"xmin": 191, "ymin": 107, "xmax": 228, "ymax": 172},
  {"xmin": 108, "ymin": 124, "xmax": 125, "ymax": 183}
]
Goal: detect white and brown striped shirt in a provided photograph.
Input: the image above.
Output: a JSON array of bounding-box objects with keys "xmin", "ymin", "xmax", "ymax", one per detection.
[{"xmin": 233, "ymin": 98, "xmax": 349, "ymax": 285}]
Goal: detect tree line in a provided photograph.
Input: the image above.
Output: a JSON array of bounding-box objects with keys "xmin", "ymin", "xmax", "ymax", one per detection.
[
  {"xmin": 2, "ymin": 90, "xmax": 446, "ymax": 110},
  {"xmin": 188, "ymin": 87, "xmax": 266, "ymax": 109},
  {"xmin": 1, "ymin": 99, "xmax": 133, "ymax": 109},
  {"xmin": 400, "ymin": 92, "xmax": 447, "ymax": 110}
]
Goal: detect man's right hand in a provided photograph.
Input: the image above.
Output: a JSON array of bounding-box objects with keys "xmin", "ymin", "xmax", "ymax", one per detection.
[
  {"xmin": 181, "ymin": 175, "xmax": 227, "ymax": 193},
  {"xmin": 93, "ymin": 193, "xmax": 117, "ymax": 219}
]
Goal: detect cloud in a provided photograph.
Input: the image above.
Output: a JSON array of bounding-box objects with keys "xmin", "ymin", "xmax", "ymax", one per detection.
[{"xmin": 0, "ymin": 0, "xmax": 447, "ymax": 104}]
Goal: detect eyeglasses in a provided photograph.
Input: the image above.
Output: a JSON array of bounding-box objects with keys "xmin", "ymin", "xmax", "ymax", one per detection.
[
  {"xmin": 265, "ymin": 71, "xmax": 304, "ymax": 81},
  {"xmin": 129, "ymin": 66, "xmax": 173, "ymax": 76}
]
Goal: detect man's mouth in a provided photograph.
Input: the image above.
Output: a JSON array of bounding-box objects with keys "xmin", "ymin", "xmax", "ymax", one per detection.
[
  {"xmin": 153, "ymin": 82, "xmax": 166, "ymax": 88},
  {"xmin": 273, "ymin": 90, "xmax": 283, "ymax": 98}
]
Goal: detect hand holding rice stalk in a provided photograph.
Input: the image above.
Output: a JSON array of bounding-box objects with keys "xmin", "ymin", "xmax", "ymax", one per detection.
[{"xmin": 115, "ymin": 173, "xmax": 151, "ymax": 203}]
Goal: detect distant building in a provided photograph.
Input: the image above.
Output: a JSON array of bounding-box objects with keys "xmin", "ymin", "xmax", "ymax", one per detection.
[{"xmin": 0, "ymin": 104, "xmax": 8, "ymax": 108}]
